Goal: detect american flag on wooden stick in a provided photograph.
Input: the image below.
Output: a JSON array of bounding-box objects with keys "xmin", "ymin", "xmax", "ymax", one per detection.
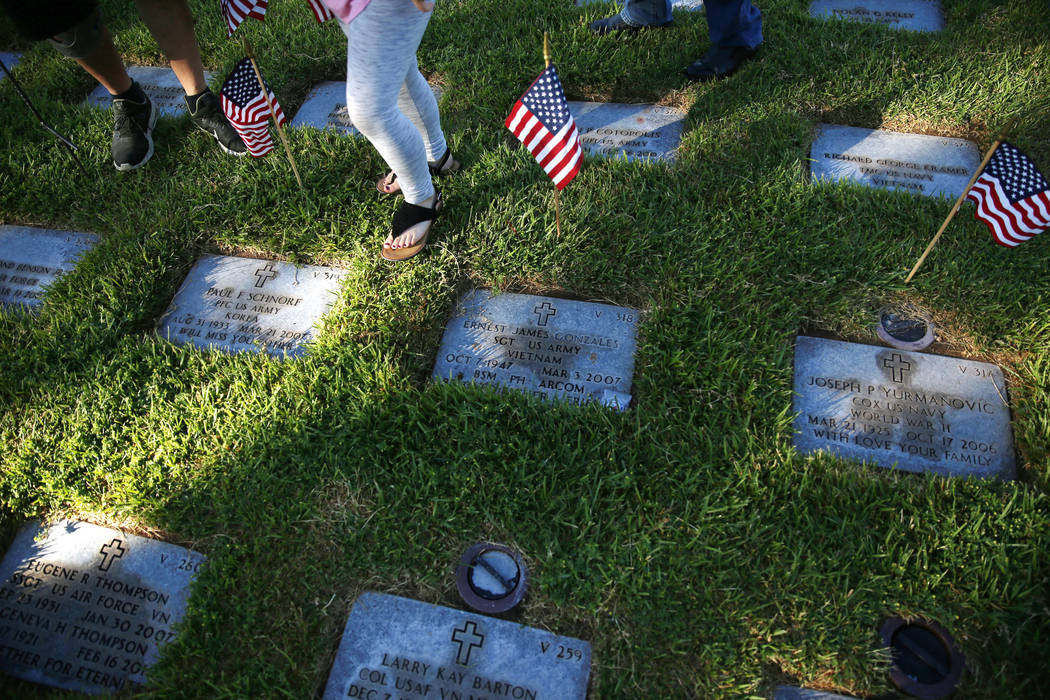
[
  {"xmin": 220, "ymin": 0, "xmax": 268, "ymax": 38},
  {"xmin": 966, "ymin": 142, "xmax": 1050, "ymax": 247},
  {"xmin": 304, "ymin": 0, "xmax": 334, "ymax": 22},
  {"xmin": 505, "ymin": 65, "xmax": 582, "ymax": 190},
  {"xmin": 220, "ymin": 58, "xmax": 286, "ymax": 157}
]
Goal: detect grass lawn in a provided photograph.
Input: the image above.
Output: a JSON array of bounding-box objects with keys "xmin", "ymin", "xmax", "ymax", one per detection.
[{"xmin": 1, "ymin": 0, "xmax": 1048, "ymax": 697}]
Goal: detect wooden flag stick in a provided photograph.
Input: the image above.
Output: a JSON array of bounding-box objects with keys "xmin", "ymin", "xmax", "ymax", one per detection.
[
  {"xmin": 544, "ymin": 32, "xmax": 563, "ymax": 238},
  {"xmin": 904, "ymin": 118, "xmax": 1016, "ymax": 283},
  {"xmin": 243, "ymin": 37, "xmax": 303, "ymax": 190}
]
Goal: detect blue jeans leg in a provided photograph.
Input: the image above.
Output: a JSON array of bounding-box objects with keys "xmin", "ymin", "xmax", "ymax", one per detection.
[
  {"xmin": 621, "ymin": 0, "xmax": 671, "ymax": 27},
  {"xmin": 705, "ymin": 0, "xmax": 762, "ymax": 49}
]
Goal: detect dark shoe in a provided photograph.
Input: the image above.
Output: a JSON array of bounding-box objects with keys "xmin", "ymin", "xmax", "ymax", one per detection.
[
  {"xmin": 186, "ymin": 90, "xmax": 247, "ymax": 156},
  {"xmin": 589, "ymin": 14, "xmax": 671, "ymax": 36},
  {"xmin": 111, "ymin": 89, "xmax": 157, "ymax": 171},
  {"xmin": 685, "ymin": 45, "xmax": 758, "ymax": 82}
]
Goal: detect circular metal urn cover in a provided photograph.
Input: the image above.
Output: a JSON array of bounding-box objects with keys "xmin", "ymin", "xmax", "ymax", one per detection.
[
  {"xmin": 880, "ymin": 616, "xmax": 966, "ymax": 699},
  {"xmin": 455, "ymin": 543, "xmax": 527, "ymax": 614},
  {"xmin": 877, "ymin": 308, "xmax": 935, "ymax": 351}
]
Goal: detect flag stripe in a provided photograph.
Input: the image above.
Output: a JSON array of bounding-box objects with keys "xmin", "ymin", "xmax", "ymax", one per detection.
[
  {"xmin": 537, "ymin": 120, "xmax": 577, "ymax": 169},
  {"xmin": 222, "ymin": 0, "xmax": 268, "ymax": 37},
  {"xmin": 304, "ymin": 0, "xmax": 334, "ymax": 22},
  {"xmin": 505, "ymin": 102, "xmax": 527, "ymax": 133},
  {"xmin": 969, "ymin": 180, "xmax": 1028, "ymax": 246}
]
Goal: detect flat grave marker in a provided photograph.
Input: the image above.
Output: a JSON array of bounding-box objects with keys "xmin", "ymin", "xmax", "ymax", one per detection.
[
  {"xmin": 792, "ymin": 335, "xmax": 1015, "ymax": 480},
  {"xmin": 0, "ymin": 51, "xmax": 22, "ymax": 81},
  {"xmin": 85, "ymin": 65, "xmax": 215, "ymax": 117},
  {"xmin": 322, "ymin": 592, "xmax": 591, "ymax": 700},
  {"xmin": 810, "ymin": 0, "xmax": 944, "ymax": 32},
  {"xmin": 810, "ymin": 124, "xmax": 980, "ymax": 199},
  {"xmin": 433, "ymin": 290, "xmax": 640, "ymax": 409},
  {"xmin": 569, "ymin": 101, "xmax": 685, "ymax": 162},
  {"xmin": 291, "ymin": 80, "xmax": 443, "ymax": 136},
  {"xmin": 157, "ymin": 254, "xmax": 346, "ymax": 357},
  {"xmin": 0, "ymin": 519, "xmax": 205, "ymax": 693},
  {"xmin": 576, "ymin": 0, "xmax": 704, "ymax": 10},
  {"xmin": 775, "ymin": 687, "xmax": 858, "ymax": 700},
  {"xmin": 0, "ymin": 225, "xmax": 98, "ymax": 311}
]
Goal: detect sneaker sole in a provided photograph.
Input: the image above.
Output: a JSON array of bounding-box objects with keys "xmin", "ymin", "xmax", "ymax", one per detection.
[
  {"xmin": 192, "ymin": 122, "xmax": 249, "ymax": 157},
  {"xmin": 113, "ymin": 100, "xmax": 159, "ymax": 172}
]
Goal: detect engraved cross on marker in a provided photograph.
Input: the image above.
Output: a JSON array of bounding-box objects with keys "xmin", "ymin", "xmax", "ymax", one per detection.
[
  {"xmin": 533, "ymin": 302, "xmax": 557, "ymax": 327},
  {"xmin": 254, "ymin": 263, "xmax": 278, "ymax": 288},
  {"xmin": 98, "ymin": 538, "xmax": 126, "ymax": 571},
  {"xmin": 451, "ymin": 620, "xmax": 485, "ymax": 666},
  {"xmin": 883, "ymin": 353, "xmax": 912, "ymax": 383}
]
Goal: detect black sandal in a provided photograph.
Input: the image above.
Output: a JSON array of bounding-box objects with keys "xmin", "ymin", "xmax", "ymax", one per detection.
[
  {"xmin": 376, "ymin": 148, "xmax": 460, "ymax": 195},
  {"xmin": 381, "ymin": 190, "xmax": 442, "ymax": 262}
]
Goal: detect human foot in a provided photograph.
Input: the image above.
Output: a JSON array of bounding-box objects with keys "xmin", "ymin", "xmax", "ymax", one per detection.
[{"xmin": 381, "ymin": 191, "xmax": 442, "ymax": 262}]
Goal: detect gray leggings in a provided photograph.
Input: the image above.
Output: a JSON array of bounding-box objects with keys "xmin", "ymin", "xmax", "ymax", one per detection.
[{"xmin": 340, "ymin": 0, "xmax": 448, "ymax": 205}]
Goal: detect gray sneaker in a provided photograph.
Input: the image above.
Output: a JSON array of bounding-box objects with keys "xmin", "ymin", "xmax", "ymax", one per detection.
[
  {"xmin": 186, "ymin": 90, "xmax": 247, "ymax": 156},
  {"xmin": 111, "ymin": 91, "xmax": 158, "ymax": 171}
]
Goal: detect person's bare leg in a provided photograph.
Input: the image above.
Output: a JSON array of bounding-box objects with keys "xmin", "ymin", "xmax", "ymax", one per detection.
[
  {"xmin": 134, "ymin": 0, "xmax": 207, "ymax": 95},
  {"xmin": 72, "ymin": 26, "xmax": 132, "ymax": 95}
]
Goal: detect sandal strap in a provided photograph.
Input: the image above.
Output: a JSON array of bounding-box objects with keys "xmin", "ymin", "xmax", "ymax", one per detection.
[
  {"xmin": 391, "ymin": 191, "xmax": 442, "ymax": 236},
  {"xmin": 427, "ymin": 147, "xmax": 453, "ymax": 176}
]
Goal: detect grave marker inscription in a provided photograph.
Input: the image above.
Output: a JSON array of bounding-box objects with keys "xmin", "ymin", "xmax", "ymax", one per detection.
[
  {"xmin": 322, "ymin": 593, "xmax": 591, "ymax": 700},
  {"xmin": 291, "ymin": 80, "xmax": 443, "ymax": 136},
  {"xmin": 433, "ymin": 290, "xmax": 639, "ymax": 409},
  {"xmin": 810, "ymin": 0, "xmax": 944, "ymax": 32},
  {"xmin": 810, "ymin": 124, "xmax": 979, "ymax": 199},
  {"xmin": 0, "ymin": 225, "xmax": 98, "ymax": 311},
  {"xmin": 569, "ymin": 101, "xmax": 685, "ymax": 162},
  {"xmin": 0, "ymin": 520, "xmax": 205, "ymax": 693},
  {"xmin": 576, "ymin": 0, "xmax": 703, "ymax": 11},
  {"xmin": 158, "ymin": 254, "xmax": 346, "ymax": 357},
  {"xmin": 775, "ymin": 688, "xmax": 857, "ymax": 700},
  {"xmin": 86, "ymin": 66, "xmax": 215, "ymax": 117},
  {"xmin": 792, "ymin": 336, "xmax": 1015, "ymax": 479}
]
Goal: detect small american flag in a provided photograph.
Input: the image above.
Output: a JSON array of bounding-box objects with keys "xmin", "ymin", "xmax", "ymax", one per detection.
[
  {"xmin": 220, "ymin": 58, "xmax": 286, "ymax": 157},
  {"xmin": 305, "ymin": 0, "xmax": 334, "ymax": 22},
  {"xmin": 966, "ymin": 142, "xmax": 1050, "ymax": 247},
  {"xmin": 220, "ymin": 0, "xmax": 267, "ymax": 38},
  {"xmin": 505, "ymin": 65, "xmax": 582, "ymax": 190}
]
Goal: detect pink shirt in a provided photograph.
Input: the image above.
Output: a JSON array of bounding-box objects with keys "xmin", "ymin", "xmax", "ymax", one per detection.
[{"xmin": 322, "ymin": 0, "xmax": 372, "ymax": 23}]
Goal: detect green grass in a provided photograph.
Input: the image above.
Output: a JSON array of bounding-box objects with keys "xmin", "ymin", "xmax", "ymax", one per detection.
[{"xmin": 1, "ymin": 0, "xmax": 1049, "ymax": 697}]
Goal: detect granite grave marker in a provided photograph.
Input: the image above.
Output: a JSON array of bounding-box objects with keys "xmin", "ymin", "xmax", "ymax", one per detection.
[
  {"xmin": 576, "ymin": 0, "xmax": 704, "ymax": 11},
  {"xmin": 322, "ymin": 592, "xmax": 591, "ymax": 700},
  {"xmin": 569, "ymin": 101, "xmax": 685, "ymax": 163},
  {"xmin": 792, "ymin": 335, "xmax": 1015, "ymax": 479},
  {"xmin": 158, "ymin": 254, "xmax": 346, "ymax": 357},
  {"xmin": 810, "ymin": 0, "xmax": 944, "ymax": 32},
  {"xmin": 433, "ymin": 290, "xmax": 639, "ymax": 409},
  {"xmin": 86, "ymin": 66, "xmax": 215, "ymax": 117},
  {"xmin": 0, "ymin": 225, "xmax": 98, "ymax": 311},
  {"xmin": 291, "ymin": 80, "xmax": 443, "ymax": 136},
  {"xmin": 0, "ymin": 51, "xmax": 22, "ymax": 81},
  {"xmin": 810, "ymin": 124, "xmax": 979, "ymax": 199},
  {"xmin": 0, "ymin": 519, "xmax": 205, "ymax": 693},
  {"xmin": 775, "ymin": 688, "xmax": 857, "ymax": 700}
]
